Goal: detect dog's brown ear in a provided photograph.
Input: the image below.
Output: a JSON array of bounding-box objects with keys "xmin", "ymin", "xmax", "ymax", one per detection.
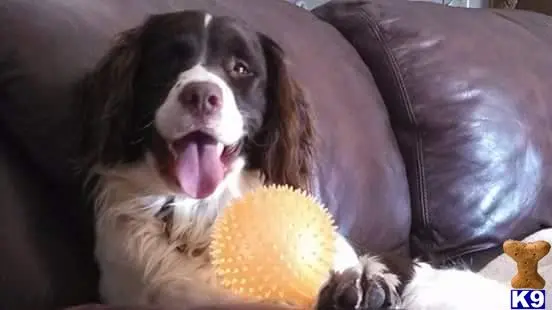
[
  {"xmin": 79, "ymin": 27, "xmax": 142, "ymax": 170},
  {"xmin": 250, "ymin": 35, "xmax": 315, "ymax": 191}
]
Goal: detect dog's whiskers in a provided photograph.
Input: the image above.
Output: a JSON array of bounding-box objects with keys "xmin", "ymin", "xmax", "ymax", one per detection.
[{"xmin": 140, "ymin": 121, "xmax": 154, "ymax": 131}]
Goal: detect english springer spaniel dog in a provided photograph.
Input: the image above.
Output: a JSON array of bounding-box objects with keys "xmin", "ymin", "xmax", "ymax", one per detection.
[{"xmin": 79, "ymin": 10, "xmax": 511, "ymax": 310}]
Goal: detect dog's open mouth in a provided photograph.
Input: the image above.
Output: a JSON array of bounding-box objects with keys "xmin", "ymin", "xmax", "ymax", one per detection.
[{"xmin": 169, "ymin": 131, "xmax": 241, "ymax": 199}]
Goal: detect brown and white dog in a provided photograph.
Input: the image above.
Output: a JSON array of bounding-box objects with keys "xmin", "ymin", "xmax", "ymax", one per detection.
[{"xmin": 79, "ymin": 11, "xmax": 511, "ymax": 310}]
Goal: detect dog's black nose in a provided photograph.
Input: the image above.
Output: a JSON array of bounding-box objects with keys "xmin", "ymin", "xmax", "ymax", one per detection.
[{"xmin": 178, "ymin": 82, "xmax": 222, "ymax": 115}]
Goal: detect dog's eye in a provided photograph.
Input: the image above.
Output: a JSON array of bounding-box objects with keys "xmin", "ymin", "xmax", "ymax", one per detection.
[{"xmin": 231, "ymin": 60, "xmax": 252, "ymax": 77}]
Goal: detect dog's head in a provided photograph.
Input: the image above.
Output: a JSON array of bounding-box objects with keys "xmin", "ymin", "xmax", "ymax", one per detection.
[{"xmin": 80, "ymin": 11, "xmax": 314, "ymax": 199}]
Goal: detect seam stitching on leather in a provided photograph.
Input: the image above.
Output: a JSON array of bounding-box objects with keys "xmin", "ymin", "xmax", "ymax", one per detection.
[{"xmin": 354, "ymin": 9, "xmax": 429, "ymax": 232}]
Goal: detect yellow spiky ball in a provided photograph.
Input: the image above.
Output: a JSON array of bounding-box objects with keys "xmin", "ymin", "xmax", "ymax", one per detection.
[{"xmin": 210, "ymin": 185, "xmax": 337, "ymax": 308}]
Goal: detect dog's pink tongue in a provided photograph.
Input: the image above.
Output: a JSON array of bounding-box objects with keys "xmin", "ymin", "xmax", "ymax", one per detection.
[{"xmin": 174, "ymin": 134, "xmax": 223, "ymax": 199}]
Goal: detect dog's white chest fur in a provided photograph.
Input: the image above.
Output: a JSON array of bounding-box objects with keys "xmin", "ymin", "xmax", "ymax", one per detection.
[{"xmin": 93, "ymin": 155, "xmax": 360, "ymax": 307}]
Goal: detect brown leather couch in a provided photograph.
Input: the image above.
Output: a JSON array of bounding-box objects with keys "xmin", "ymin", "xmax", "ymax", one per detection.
[{"xmin": 1, "ymin": 0, "xmax": 552, "ymax": 309}]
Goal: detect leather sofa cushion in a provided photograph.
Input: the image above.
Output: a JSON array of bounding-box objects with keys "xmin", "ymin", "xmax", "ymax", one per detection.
[
  {"xmin": 0, "ymin": 130, "xmax": 98, "ymax": 309},
  {"xmin": 315, "ymin": 0, "xmax": 552, "ymax": 265}
]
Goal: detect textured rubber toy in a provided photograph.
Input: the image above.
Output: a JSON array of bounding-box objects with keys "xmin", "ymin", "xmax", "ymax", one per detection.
[{"xmin": 210, "ymin": 185, "xmax": 336, "ymax": 308}]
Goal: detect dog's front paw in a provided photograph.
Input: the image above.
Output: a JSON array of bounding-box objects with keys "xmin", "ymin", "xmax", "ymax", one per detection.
[{"xmin": 314, "ymin": 256, "xmax": 401, "ymax": 310}]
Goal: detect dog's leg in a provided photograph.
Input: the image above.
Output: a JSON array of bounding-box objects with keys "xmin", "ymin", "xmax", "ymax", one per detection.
[
  {"xmin": 315, "ymin": 255, "xmax": 402, "ymax": 310},
  {"xmin": 314, "ymin": 234, "xmax": 402, "ymax": 310},
  {"xmin": 315, "ymin": 236, "xmax": 511, "ymax": 310},
  {"xmin": 95, "ymin": 207, "xmax": 234, "ymax": 308}
]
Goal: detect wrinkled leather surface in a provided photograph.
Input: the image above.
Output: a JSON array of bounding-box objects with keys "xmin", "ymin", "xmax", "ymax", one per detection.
[
  {"xmin": 0, "ymin": 0, "xmax": 409, "ymax": 309},
  {"xmin": 315, "ymin": 0, "xmax": 552, "ymax": 265},
  {"xmin": 0, "ymin": 130, "xmax": 98, "ymax": 309}
]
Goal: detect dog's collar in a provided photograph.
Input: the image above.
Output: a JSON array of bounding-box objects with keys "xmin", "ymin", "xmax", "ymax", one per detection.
[
  {"xmin": 153, "ymin": 196, "xmax": 208, "ymax": 256},
  {"xmin": 155, "ymin": 196, "xmax": 175, "ymax": 222},
  {"xmin": 155, "ymin": 196, "xmax": 175, "ymax": 237}
]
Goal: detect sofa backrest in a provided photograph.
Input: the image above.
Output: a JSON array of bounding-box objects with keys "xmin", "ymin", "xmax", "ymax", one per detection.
[{"xmin": 316, "ymin": 0, "xmax": 552, "ymax": 266}]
